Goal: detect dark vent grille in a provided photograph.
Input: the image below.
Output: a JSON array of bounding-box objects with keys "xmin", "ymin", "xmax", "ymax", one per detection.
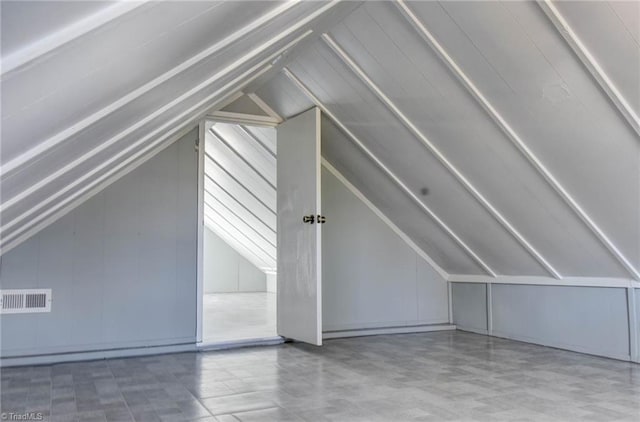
[
  {"xmin": 2, "ymin": 293, "xmax": 24, "ymax": 309},
  {"xmin": 25, "ymin": 293, "xmax": 47, "ymax": 309}
]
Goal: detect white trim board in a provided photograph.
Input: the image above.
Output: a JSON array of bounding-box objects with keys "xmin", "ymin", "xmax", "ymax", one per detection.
[
  {"xmin": 209, "ymin": 92, "xmax": 283, "ymax": 126},
  {"xmin": 322, "ymin": 159, "xmax": 448, "ymax": 280},
  {"xmin": 490, "ymin": 329, "xmax": 632, "ymax": 363},
  {"xmin": 207, "ymin": 111, "xmax": 281, "ymax": 127},
  {"xmin": 196, "ymin": 120, "xmax": 208, "ymax": 344},
  {"xmin": 323, "ymin": 324, "xmax": 455, "ymax": 340},
  {"xmin": 627, "ymin": 288, "xmax": 639, "ymax": 363},
  {"xmin": 198, "ymin": 336, "xmax": 285, "ymax": 351},
  {"xmin": 0, "ymin": 342, "xmax": 197, "ymax": 368},
  {"xmin": 448, "ymin": 275, "xmax": 640, "ymax": 289}
]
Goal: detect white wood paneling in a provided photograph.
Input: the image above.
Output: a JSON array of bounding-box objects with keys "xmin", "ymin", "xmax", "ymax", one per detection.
[
  {"xmin": 0, "ymin": 131, "xmax": 198, "ymax": 358},
  {"xmin": 396, "ymin": 0, "xmax": 638, "ymax": 280},
  {"xmin": 322, "ymin": 32, "xmax": 561, "ymax": 278},
  {"xmin": 286, "ymin": 44, "xmax": 548, "ymax": 276},
  {"xmin": 0, "ymin": 0, "xmax": 351, "ymax": 254},
  {"xmin": 203, "ymin": 122, "xmax": 277, "ymax": 272},
  {"xmin": 205, "ymin": 157, "xmax": 276, "ymax": 229},
  {"xmin": 206, "ymin": 131, "xmax": 276, "ymax": 211},
  {"xmin": 539, "ymin": 0, "xmax": 640, "ymax": 136}
]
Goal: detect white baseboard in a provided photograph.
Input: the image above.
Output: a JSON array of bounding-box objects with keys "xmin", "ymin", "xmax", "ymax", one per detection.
[
  {"xmin": 323, "ymin": 323, "xmax": 455, "ymax": 339},
  {"xmin": 456, "ymin": 327, "xmax": 489, "ymax": 336},
  {"xmin": 490, "ymin": 330, "xmax": 632, "ymax": 362},
  {"xmin": 0, "ymin": 342, "xmax": 197, "ymax": 367},
  {"xmin": 198, "ymin": 336, "xmax": 285, "ymax": 351}
]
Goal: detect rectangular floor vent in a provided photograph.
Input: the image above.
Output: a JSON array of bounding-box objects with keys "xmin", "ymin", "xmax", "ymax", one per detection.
[{"xmin": 0, "ymin": 289, "xmax": 52, "ymax": 314}]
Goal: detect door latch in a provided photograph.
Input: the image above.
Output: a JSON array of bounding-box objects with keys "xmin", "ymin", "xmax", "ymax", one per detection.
[
  {"xmin": 303, "ymin": 215, "xmax": 315, "ymax": 224},
  {"xmin": 317, "ymin": 215, "xmax": 326, "ymax": 224}
]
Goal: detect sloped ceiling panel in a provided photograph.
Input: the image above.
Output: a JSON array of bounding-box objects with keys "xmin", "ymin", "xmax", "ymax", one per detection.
[
  {"xmin": 204, "ymin": 123, "xmax": 277, "ymax": 271},
  {"xmin": 1, "ymin": 0, "xmax": 115, "ymax": 61},
  {"xmin": 0, "ymin": 0, "xmax": 358, "ymax": 253},
  {"xmin": 321, "ymin": 116, "xmax": 486, "ymax": 275},
  {"xmin": 254, "ymin": 0, "xmax": 639, "ymax": 279},
  {"xmin": 285, "ymin": 41, "xmax": 558, "ymax": 277},
  {"xmin": 405, "ymin": 1, "xmax": 639, "ymax": 275},
  {"xmin": 1, "ymin": 0, "xmax": 638, "ymax": 281}
]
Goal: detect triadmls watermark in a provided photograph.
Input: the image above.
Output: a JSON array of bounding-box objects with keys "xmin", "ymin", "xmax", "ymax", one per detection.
[{"xmin": 1, "ymin": 412, "xmax": 45, "ymax": 421}]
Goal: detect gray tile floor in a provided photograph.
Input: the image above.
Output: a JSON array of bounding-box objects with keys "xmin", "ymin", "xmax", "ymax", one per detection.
[
  {"xmin": 202, "ymin": 293, "xmax": 277, "ymax": 343},
  {"xmin": 2, "ymin": 331, "xmax": 639, "ymax": 421}
]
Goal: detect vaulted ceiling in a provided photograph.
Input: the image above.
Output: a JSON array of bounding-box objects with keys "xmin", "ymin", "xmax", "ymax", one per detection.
[
  {"xmin": 1, "ymin": 1, "xmax": 638, "ymax": 282},
  {"xmin": 204, "ymin": 122, "xmax": 278, "ymax": 272}
]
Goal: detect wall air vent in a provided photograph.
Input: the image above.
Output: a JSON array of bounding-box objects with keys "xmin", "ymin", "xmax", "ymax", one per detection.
[{"xmin": 0, "ymin": 289, "xmax": 51, "ymax": 314}]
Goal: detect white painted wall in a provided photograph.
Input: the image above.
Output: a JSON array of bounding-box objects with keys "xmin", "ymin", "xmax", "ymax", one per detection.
[
  {"xmin": 203, "ymin": 226, "xmax": 266, "ymax": 293},
  {"xmin": 321, "ymin": 166, "xmax": 449, "ymax": 332},
  {"xmin": 451, "ymin": 283, "xmax": 488, "ymax": 334},
  {"xmin": 266, "ymin": 272, "xmax": 277, "ymax": 293},
  {"xmin": 0, "ymin": 129, "xmax": 198, "ymax": 360},
  {"xmin": 452, "ymin": 281, "xmax": 635, "ymax": 361}
]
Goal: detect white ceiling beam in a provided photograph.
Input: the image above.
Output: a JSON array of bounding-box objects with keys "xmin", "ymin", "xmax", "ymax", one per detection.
[
  {"xmin": 238, "ymin": 125, "xmax": 277, "ymax": 159},
  {"xmin": 537, "ymin": 0, "xmax": 640, "ymax": 138},
  {"xmin": 209, "ymin": 126, "xmax": 277, "ymax": 191},
  {"xmin": 1, "ymin": 122, "xmax": 197, "ymax": 256},
  {"xmin": 283, "ymin": 67, "xmax": 496, "ymax": 277},
  {"xmin": 2, "ymin": 0, "xmax": 303, "ymax": 177},
  {"xmin": 204, "ymin": 216, "xmax": 273, "ymax": 270},
  {"xmin": 322, "ymin": 158, "xmax": 449, "ymax": 280},
  {"xmin": 397, "ymin": 0, "xmax": 640, "ymax": 282},
  {"xmin": 205, "ymin": 202, "xmax": 277, "ymax": 262},
  {"xmin": 1, "ymin": 22, "xmax": 316, "ymax": 245},
  {"xmin": 204, "ymin": 189, "xmax": 276, "ymax": 248},
  {"xmin": 0, "ymin": 61, "xmax": 273, "ymax": 252},
  {"xmin": 248, "ymin": 93, "xmax": 284, "ymax": 122},
  {"xmin": 321, "ymin": 34, "xmax": 562, "ymax": 280},
  {"xmin": 207, "ymin": 111, "xmax": 281, "ymax": 127},
  {"xmin": 2, "ymin": 20, "xmax": 312, "ymax": 215},
  {"xmin": 204, "ymin": 172, "xmax": 276, "ymax": 231},
  {"xmin": 448, "ymin": 274, "xmax": 639, "ymax": 289},
  {"xmin": 204, "ymin": 202, "xmax": 276, "ymax": 262},
  {"xmin": 204, "ymin": 178, "xmax": 276, "ymax": 240},
  {"xmin": 205, "ymin": 153, "xmax": 276, "ymax": 217},
  {"xmin": 1, "ymin": 1, "xmax": 148, "ymax": 75}
]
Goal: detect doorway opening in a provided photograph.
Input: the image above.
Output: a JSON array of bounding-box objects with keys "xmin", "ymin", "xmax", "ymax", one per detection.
[{"xmin": 199, "ymin": 121, "xmax": 278, "ymax": 344}]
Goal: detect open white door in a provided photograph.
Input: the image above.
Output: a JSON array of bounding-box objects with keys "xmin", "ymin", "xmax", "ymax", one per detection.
[{"xmin": 277, "ymin": 107, "xmax": 322, "ymax": 345}]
